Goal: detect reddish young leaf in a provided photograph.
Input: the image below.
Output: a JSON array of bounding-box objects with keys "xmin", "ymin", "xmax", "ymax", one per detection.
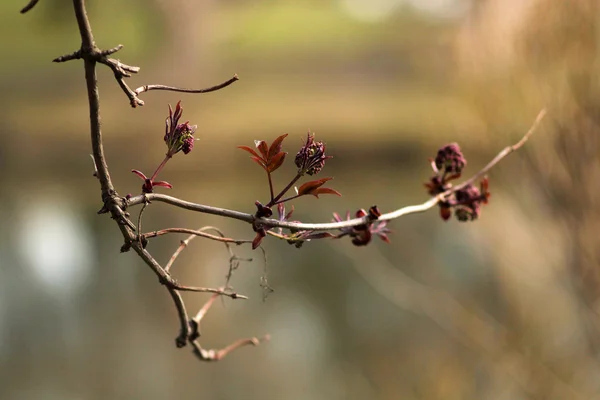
[
  {"xmin": 255, "ymin": 140, "xmax": 269, "ymax": 159},
  {"xmin": 297, "ymin": 177, "xmax": 333, "ymax": 196},
  {"xmin": 268, "ymin": 134, "xmax": 289, "ymax": 159},
  {"xmin": 152, "ymin": 181, "xmax": 173, "ymax": 189},
  {"xmin": 131, "ymin": 169, "xmax": 148, "ymax": 180},
  {"xmin": 252, "ymin": 231, "xmax": 265, "ymax": 249},
  {"xmin": 267, "ymin": 151, "xmax": 287, "ymax": 172},
  {"xmin": 238, "ymin": 145, "xmax": 262, "ymax": 160},
  {"xmin": 251, "ymin": 156, "xmax": 267, "ymax": 170},
  {"xmin": 379, "ymin": 233, "xmax": 391, "ymax": 243},
  {"xmin": 285, "ymin": 205, "xmax": 295, "ymax": 221},
  {"xmin": 310, "ymin": 187, "xmax": 342, "ymax": 198}
]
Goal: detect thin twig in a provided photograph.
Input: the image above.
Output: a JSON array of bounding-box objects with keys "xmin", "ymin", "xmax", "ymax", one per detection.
[
  {"xmin": 187, "ymin": 291, "xmax": 269, "ymax": 360},
  {"xmin": 193, "ymin": 292, "xmax": 220, "ymax": 325},
  {"xmin": 450, "ymin": 108, "xmax": 547, "ymax": 194},
  {"xmin": 137, "ymin": 200, "xmax": 148, "ymax": 246},
  {"xmin": 170, "ymin": 283, "xmax": 248, "ymax": 299},
  {"xmin": 127, "ymin": 109, "xmax": 546, "ymax": 233},
  {"xmin": 144, "ymin": 227, "xmax": 252, "ymax": 245},
  {"xmin": 20, "ymin": 0, "xmax": 39, "ymax": 14},
  {"xmin": 190, "ymin": 335, "xmax": 270, "ymax": 362},
  {"xmin": 134, "ymin": 75, "xmax": 239, "ymax": 96}
]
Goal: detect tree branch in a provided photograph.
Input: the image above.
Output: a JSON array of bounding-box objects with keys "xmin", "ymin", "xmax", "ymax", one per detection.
[
  {"xmin": 126, "ymin": 109, "xmax": 546, "ymax": 233},
  {"xmin": 134, "ymin": 74, "xmax": 239, "ymax": 96},
  {"xmin": 124, "ymin": 112, "xmax": 540, "ymax": 234}
]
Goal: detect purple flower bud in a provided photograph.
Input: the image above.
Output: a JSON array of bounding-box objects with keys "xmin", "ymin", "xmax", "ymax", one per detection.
[
  {"xmin": 295, "ymin": 132, "xmax": 332, "ymax": 176},
  {"xmin": 435, "ymin": 143, "xmax": 466, "ymax": 175},
  {"xmin": 182, "ymin": 133, "xmax": 196, "ymax": 154},
  {"xmin": 164, "ymin": 101, "xmax": 198, "ymax": 156},
  {"xmin": 454, "ymin": 184, "xmax": 482, "ymax": 221}
]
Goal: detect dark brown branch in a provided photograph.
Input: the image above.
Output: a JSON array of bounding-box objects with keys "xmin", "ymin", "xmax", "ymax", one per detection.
[
  {"xmin": 134, "ymin": 74, "xmax": 239, "ymax": 96},
  {"xmin": 126, "ymin": 109, "xmax": 546, "ymax": 233},
  {"xmin": 17, "ymin": 0, "xmax": 262, "ymax": 362},
  {"xmin": 20, "ymin": 0, "xmax": 39, "ymax": 14},
  {"xmin": 73, "ymin": 0, "xmax": 114, "ymax": 199},
  {"xmin": 168, "ymin": 288, "xmax": 190, "ymax": 348}
]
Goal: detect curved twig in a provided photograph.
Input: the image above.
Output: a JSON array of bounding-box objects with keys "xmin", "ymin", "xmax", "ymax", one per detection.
[
  {"xmin": 134, "ymin": 75, "xmax": 239, "ymax": 96},
  {"xmin": 20, "ymin": 0, "xmax": 39, "ymax": 13}
]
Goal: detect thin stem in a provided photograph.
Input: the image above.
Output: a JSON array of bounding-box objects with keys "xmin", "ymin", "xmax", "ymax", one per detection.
[
  {"xmin": 268, "ymin": 172, "xmax": 303, "ymax": 207},
  {"xmin": 150, "ymin": 154, "xmax": 172, "ymax": 182},
  {"xmin": 274, "ymin": 194, "xmax": 302, "ymax": 205},
  {"xmin": 267, "ymin": 171, "xmax": 275, "ymax": 202}
]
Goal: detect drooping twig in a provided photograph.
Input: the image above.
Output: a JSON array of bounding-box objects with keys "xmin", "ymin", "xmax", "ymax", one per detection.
[
  {"xmin": 187, "ymin": 292, "xmax": 270, "ymax": 361},
  {"xmin": 190, "ymin": 336, "xmax": 270, "ymax": 362},
  {"xmin": 126, "ymin": 109, "xmax": 546, "ymax": 233},
  {"xmin": 134, "ymin": 74, "xmax": 239, "ymax": 96}
]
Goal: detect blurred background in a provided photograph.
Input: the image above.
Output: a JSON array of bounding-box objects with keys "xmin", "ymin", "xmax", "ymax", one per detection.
[{"xmin": 1, "ymin": 0, "xmax": 599, "ymax": 398}]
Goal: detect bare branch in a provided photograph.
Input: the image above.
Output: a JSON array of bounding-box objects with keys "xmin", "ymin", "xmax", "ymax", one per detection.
[{"xmin": 134, "ymin": 74, "xmax": 239, "ymax": 96}]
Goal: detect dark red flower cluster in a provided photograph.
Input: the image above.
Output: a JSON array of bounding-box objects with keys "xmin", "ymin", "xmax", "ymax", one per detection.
[
  {"xmin": 164, "ymin": 101, "xmax": 197, "ymax": 157},
  {"xmin": 295, "ymin": 132, "xmax": 332, "ymax": 176},
  {"xmin": 425, "ymin": 143, "xmax": 491, "ymax": 222},
  {"xmin": 332, "ymin": 206, "xmax": 391, "ymax": 246},
  {"xmin": 131, "ymin": 101, "xmax": 197, "ymax": 194}
]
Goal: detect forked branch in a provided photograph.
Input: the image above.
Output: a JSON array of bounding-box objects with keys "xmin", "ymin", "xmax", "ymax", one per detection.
[{"xmin": 20, "ymin": 0, "xmax": 547, "ymax": 364}]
